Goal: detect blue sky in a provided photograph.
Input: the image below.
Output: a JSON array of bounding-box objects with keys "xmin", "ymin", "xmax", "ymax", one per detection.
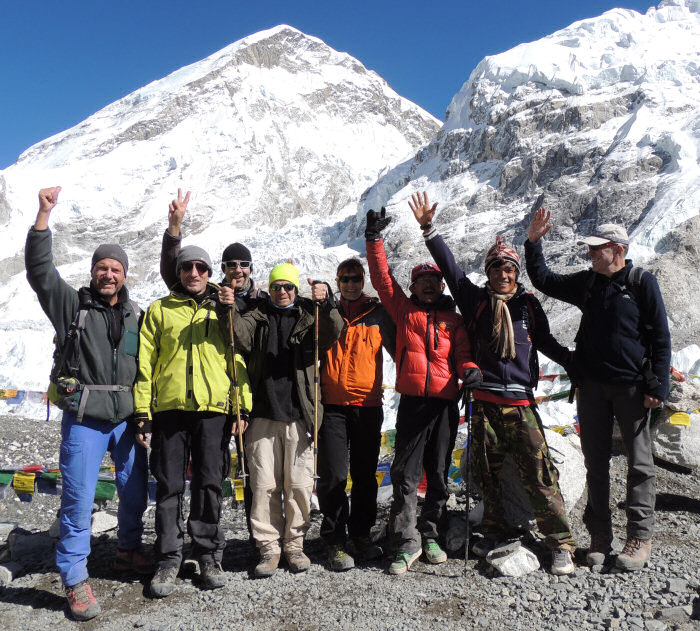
[{"xmin": 1, "ymin": 0, "xmax": 654, "ymax": 169}]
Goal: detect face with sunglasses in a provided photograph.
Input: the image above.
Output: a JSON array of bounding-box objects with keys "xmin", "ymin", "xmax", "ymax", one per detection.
[
  {"xmin": 269, "ymin": 280, "xmax": 297, "ymax": 307},
  {"xmin": 336, "ymin": 267, "xmax": 365, "ymax": 301},
  {"xmin": 179, "ymin": 260, "xmax": 210, "ymax": 296},
  {"xmin": 222, "ymin": 259, "xmax": 252, "ymax": 290}
]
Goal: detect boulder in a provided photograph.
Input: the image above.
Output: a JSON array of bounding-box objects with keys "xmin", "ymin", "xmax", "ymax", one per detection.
[
  {"xmin": 651, "ymin": 378, "xmax": 700, "ymax": 470},
  {"xmin": 486, "ymin": 541, "xmax": 540, "ymax": 577}
]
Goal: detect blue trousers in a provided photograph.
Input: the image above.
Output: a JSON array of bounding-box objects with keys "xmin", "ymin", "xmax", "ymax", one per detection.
[{"xmin": 56, "ymin": 412, "xmax": 149, "ymax": 587}]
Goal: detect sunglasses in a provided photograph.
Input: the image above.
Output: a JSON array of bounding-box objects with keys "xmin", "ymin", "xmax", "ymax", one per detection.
[
  {"xmin": 223, "ymin": 260, "xmax": 251, "ymax": 269},
  {"xmin": 588, "ymin": 243, "xmax": 615, "ymax": 252},
  {"xmin": 181, "ymin": 261, "xmax": 209, "ymax": 274},
  {"xmin": 270, "ymin": 283, "xmax": 296, "ymax": 292},
  {"xmin": 338, "ymin": 275, "xmax": 363, "ymax": 284}
]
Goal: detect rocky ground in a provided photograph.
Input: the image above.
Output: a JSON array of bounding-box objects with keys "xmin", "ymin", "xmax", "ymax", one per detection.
[{"xmin": 1, "ymin": 416, "xmax": 699, "ymax": 631}]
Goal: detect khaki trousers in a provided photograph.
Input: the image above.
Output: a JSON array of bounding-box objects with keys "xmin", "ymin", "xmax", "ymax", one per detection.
[{"xmin": 246, "ymin": 418, "xmax": 314, "ymax": 555}]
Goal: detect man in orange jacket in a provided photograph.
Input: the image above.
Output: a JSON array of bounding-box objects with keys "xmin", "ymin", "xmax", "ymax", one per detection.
[
  {"xmin": 365, "ymin": 209, "xmax": 482, "ymax": 575},
  {"xmin": 318, "ymin": 257, "xmax": 396, "ymax": 571}
]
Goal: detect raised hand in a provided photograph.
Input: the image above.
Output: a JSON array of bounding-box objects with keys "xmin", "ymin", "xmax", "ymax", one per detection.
[
  {"xmin": 408, "ymin": 191, "xmax": 438, "ymax": 227},
  {"xmin": 308, "ymin": 278, "xmax": 328, "ymax": 302},
  {"xmin": 168, "ymin": 188, "xmax": 191, "ymax": 236},
  {"xmin": 528, "ymin": 208, "xmax": 553, "ymax": 243},
  {"xmin": 365, "ymin": 207, "xmax": 391, "ymax": 241},
  {"xmin": 34, "ymin": 186, "xmax": 62, "ymax": 230}
]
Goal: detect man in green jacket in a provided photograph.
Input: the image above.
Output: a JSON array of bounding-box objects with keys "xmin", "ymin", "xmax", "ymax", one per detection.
[
  {"xmin": 25, "ymin": 186, "xmax": 149, "ymax": 621},
  {"xmin": 218, "ymin": 263, "xmax": 343, "ymax": 577},
  {"xmin": 134, "ymin": 245, "xmax": 252, "ymax": 597}
]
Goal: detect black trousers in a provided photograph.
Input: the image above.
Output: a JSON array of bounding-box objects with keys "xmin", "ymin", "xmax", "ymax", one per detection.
[
  {"xmin": 151, "ymin": 411, "xmax": 231, "ymax": 567},
  {"xmin": 317, "ymin": 405, "xmax": 383, "ymax": 545},
  {"xmin": 388, "ymin": 395, "xmax": 459, "ymax": 554}
]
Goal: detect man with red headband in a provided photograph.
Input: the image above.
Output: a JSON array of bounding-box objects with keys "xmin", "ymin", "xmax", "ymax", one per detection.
[
  {"xmin": 411, "ymin": 191, "xmax": 577, "ymax": 575},
  {"xmin": 365, "ymin": 206, "xmax": 481, "ymax": 575}
]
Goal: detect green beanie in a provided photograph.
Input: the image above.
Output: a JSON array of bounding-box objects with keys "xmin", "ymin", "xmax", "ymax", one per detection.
[{"xmin": 269, "ymin": 263, "xmax": 300, "ymax": 290}]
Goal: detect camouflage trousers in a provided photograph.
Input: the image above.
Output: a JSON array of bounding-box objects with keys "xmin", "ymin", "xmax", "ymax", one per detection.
[{"xmin": 471, "ymin": 401, "xmax": 576, "ymax": 552}]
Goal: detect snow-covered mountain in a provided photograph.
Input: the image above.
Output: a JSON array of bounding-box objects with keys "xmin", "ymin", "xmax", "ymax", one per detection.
[
  {"xmin": 0, "ymin": 25, "xmax": 439, "ymax": 397},
  {"xmin": 359, "ymin": 0, "xmax": 700, "ymax": 348},
  {"xmin": 2, "ymin": 3, "xmax": 699, "ymax": 420}
]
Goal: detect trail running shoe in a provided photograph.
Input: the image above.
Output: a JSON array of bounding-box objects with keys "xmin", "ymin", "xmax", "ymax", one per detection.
[
  {"xmin": 65, "ymin": 580, "xmax": 101, "ymax": 621},
  {"xmin": 388, "ymin": 549, "xmax": 421, "ymax": 575}
]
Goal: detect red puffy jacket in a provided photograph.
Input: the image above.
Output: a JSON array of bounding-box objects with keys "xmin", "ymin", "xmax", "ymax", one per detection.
[{"xmin": 366, "ymin": 239, "xmax": 476, "ymax": 400}]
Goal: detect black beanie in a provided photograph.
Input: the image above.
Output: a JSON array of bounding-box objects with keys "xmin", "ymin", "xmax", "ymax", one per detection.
[
  {"xmin": 92, "ymin": 244, "xmax": 129, "ymax": 274},
  {"xmin": 221, "ymin": 243, "xmax": 252, "ymax": 263}
]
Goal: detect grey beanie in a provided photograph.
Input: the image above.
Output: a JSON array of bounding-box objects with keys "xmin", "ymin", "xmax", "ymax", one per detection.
[
  {"xmin": 92, "ymin": 244, "xmax": 129, "ymax": 274},
  {"xmin": 176, "ymin": 245, "xmax": 213, "ymax": 275}
]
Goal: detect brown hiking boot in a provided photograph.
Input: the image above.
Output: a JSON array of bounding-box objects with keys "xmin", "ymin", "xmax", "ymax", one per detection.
[
  {"xmin": 254, "ymin": 553, "xmax": 280, "ymax": 578},
  {"xmin": 586, "ymin": 532, "xmax": 613, "ymax": 567},
  {"xmin": 114, "ymin": 546, "xmax": 155, "ymax": 575},
  {"xmin": 616, "ymin": 537, "xmax": 652, "ymax": 571},
  {"xmin": 65, "ymin": 580, "xmax": 101, "ymax": 621},
  {"xmin": 285, "ymin": 549, "xmax": 311, "ymax": 573}
]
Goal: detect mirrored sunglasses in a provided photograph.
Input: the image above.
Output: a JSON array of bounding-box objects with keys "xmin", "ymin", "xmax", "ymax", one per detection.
[
  {"xmin": 181, "ymin": 261, "xmax": 209, "ymax": 274},
  {"xmin": 224, "ymin": 260, "xmax": 251, "ymax": 269},
  {"xmin": 338, "ymin": 275, "xmax": 363, "ymax": 284},
  {"xmin": 270, "ymin": 283, "xmax": 296, "ymax": 292}
]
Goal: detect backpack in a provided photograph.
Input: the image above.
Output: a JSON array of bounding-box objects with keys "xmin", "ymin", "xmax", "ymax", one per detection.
[{"xmin": 47, "ymin": 297, "xmax": 142, "ymax": 421}]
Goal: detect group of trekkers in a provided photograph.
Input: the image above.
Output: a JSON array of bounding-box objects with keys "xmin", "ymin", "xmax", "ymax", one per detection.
[{"xmin": 25, "ymin": 185, "xmax": 671, "ymax": 621}]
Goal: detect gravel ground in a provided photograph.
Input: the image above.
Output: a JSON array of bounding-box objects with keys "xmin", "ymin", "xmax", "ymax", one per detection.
[{"xmin": 1, "ymin": 416, "xmax": 699, "ymax": 631}]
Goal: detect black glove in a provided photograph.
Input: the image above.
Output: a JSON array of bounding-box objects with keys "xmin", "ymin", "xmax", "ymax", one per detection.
[
  {"xmin": 133, "ymin": 413, "xmax": 152, "ymax": 435},
  {"xmin": 462, "ymin": 367, "xmax": 483, "ymax": 390},
  {"xmin": 365, "ymin": 207, "xmax": 392, "ymax": 241}
]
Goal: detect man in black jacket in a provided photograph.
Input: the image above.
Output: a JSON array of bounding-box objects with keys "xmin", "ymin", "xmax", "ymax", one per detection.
[
  {"xmin": 25, "ymin": 187, "xmax": 149, "ymax": 620},
  {"xmin": 525, "ymin": 208, "xmax": 672, "ymax": 571}
]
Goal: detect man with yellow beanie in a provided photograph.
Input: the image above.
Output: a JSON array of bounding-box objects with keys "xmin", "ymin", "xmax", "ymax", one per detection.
[{"xmin": 218, "ymin": 263, "xmax": 343, "ymax": 577}]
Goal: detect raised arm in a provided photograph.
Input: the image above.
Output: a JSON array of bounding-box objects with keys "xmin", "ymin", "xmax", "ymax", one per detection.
[
  {"xmin": 160, "ymin": 189, "xmax": 190, "ymax": 289},
  {"xmin": 409, "ymin": 191, "xmax": 481, "ymax": 316}
]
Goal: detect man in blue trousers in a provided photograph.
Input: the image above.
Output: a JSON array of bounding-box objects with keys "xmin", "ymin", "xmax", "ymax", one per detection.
[{"xmin": 25, "ymin": 186, "xmax": 150, "ymax": 620}]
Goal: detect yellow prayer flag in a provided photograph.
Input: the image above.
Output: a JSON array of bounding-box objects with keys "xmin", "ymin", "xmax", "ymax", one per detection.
[
  {"xmin": 13, "ymin": 471, "xmax": 35, "ymax": 494},
  {"xmin": 669, "ymin": 412, "xmax": 691, "ymax": 426}
]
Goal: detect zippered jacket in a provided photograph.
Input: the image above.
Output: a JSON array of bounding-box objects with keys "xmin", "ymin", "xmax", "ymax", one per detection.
[
  {"xmin": 134, "ymin": 283, "xmax": 252, "ymax": 419},
  {"xmin": 25, "ymin": 227, "xmax": 141, "ymax": 423},
  {"xmin": 321, "ymin": 295, "xmax": 396, "ymax": 407},
  {"xmin": 524, "ymin": 238, "xmax": 671, "ymax": 399},
  {"xmin": 366, "ymin": 239, "xmax": 476, "ymax": 400},
  {"xmin": 223, "ymin": 294, "xmax": 343, "ymax": 434},
  {"xmin": 425, "ymin": 230, "xmax": 570, "ymax": 400}
]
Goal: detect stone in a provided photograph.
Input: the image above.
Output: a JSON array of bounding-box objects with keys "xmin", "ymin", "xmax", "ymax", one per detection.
[
  {"xmin": 652, "ymin": 379, "xmax": 700, "ymax": 469},
  {"xmin": 8, "ymin": 532, "xmax": 55, "ymax": 563},
  {"xmin": 0, "ymin": 561, "xmax": 22, "ymax": 585},
  {"xmin": 665, "ymin": 578, "xmax": 689, "ymax": 594},
  {"xmin": 91, "ymin": 510, "xmax": 118, "ymax": 534},
  {"xmin": 486, "ymin": 543, "xmax": 540, "ymax": 577},
  {"xmin": 655, "ymin": 606, "xmax": 689, "ymax": 621}
]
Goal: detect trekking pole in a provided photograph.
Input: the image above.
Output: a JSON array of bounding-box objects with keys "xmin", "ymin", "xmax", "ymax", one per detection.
[
  {"xmin": 227, "ymin": 306, "xmax": 248, "ymax": 486},
  {"xmin": 464, "ymin": 389, "xmax": 473, "ymax": 570},
  {"xmin": 312, "ymin": 300, "xmax": 320, "ymax": 489}
]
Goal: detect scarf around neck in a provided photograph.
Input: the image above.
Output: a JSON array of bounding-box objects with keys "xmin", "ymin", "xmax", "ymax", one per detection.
[{"xmin": 486, "ymin": 283, "xmax": 518, "ymax": 360}]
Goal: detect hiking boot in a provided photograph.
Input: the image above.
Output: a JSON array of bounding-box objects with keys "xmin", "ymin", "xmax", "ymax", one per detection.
[
  {"xmin": 550, "ymin": 548, "xmax": 575, "ymax": 576},
  {"xmin": 254, "ymin": 553, "xmax": 280, "ymax": 578},
  {"xmin": 65, "ymin": 580, "xmax": 101, "ymax": 621},
  {"xmin": 422, "ymin": 539, "xmax": 447, "ymax": 564},
  {"xmin": 471, "ymin": 538, "xmax": 497, "ymax": 558},
  {"xmin": 285, "ymin": 549, "xmax": 311, "ymax": 573},
  {"xmin": 150, "ymin": 566, "xmax": 178, "ymax": 598},
  {"xmin": 199, "ymin": 561, "xmax": 226, "ymax": 589},
  {"xmin": 328, "ymin": 544, "xmax": 355, "ymax": 571},
  {"xmin": 388, "ymin": 549, "xmax": 421, "ymax": 575},
  {"xmin": 114, "ymin": 546, "xmax": 155, "ymax": 575},
  {"xmin": 616, "ymin": 537, "xmax": 652, "ymax": 571},
  {"xmin": 351, "ymin": 536, "xmax": 383, "ymax": 561},
  {"xmin": 586, "ymin": 531, "xmax": 613, "ymax": 567}
]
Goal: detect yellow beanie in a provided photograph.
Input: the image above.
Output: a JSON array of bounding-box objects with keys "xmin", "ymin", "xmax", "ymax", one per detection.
[{"xmin": 269, "ymin": 263, "xmax": 300, "ymax": 290}]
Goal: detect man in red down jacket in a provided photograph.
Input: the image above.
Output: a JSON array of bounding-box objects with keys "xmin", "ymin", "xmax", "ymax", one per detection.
[{"xmin": 365, "ymin": 208, "xmax": 482, "ymax": 575}]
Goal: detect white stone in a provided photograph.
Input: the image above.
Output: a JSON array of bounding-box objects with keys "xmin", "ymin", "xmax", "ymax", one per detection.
[
  {"xmin": 90, "ymin": 510, "xmax": 118, "ymax": 534},
  {"xmin": 486, "ymin": 543, "xmax": 540, "ymax": 577}
]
